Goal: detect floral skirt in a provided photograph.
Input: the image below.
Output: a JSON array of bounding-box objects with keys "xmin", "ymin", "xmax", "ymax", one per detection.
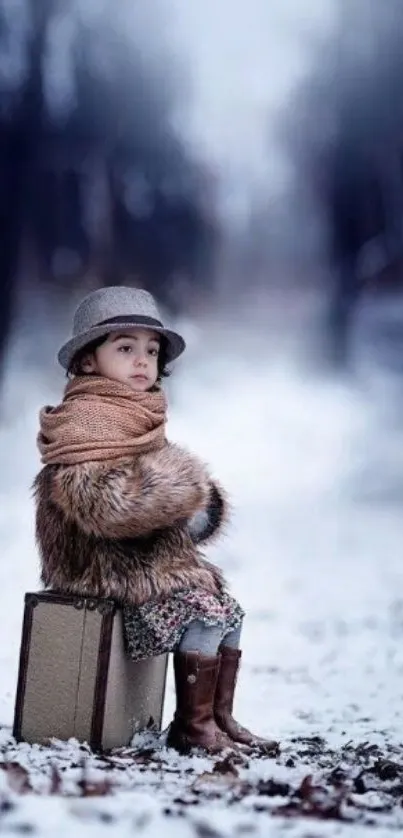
[{"xmin": 122, "ymin": 588, "xmax": 245, "ymax": 661}]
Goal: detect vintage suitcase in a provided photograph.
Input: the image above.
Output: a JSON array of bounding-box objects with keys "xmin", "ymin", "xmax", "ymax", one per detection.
[{"xmin": 13, "ymin": 591, "xmax": 168, "ymax": 751}]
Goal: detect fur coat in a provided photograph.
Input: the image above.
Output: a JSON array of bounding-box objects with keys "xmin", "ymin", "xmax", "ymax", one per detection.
[{"xmin": 33, "ymin": 443, "xmax": 228, "ymax": 606}]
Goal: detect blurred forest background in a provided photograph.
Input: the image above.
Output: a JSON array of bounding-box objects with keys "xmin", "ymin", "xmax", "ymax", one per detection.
[{"xmin": 1, "ymin": 0, "xmax": 403, "ymax": 389}]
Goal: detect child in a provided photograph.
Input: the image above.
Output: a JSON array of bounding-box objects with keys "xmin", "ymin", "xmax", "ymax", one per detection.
[{"xmin": 34, "ymin": 286, "xmax": 277, "ymax": 755}]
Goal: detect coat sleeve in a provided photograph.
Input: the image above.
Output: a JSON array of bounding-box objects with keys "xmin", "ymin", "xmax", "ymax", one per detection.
[
  {"xmin": 186, "ymin": 480, "xmax": 230, "ymax": 545},
  {"xmin": 49, "ymin": 444, "xmax": 211, "ymax": 539}
]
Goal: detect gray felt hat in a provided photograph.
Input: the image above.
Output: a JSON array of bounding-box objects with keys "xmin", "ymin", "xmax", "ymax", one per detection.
[{"xmin": 57, "ymin": 286, "xmax": 186, "ymax": 369}]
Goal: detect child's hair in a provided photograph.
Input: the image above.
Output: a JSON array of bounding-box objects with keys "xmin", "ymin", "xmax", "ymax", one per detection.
[{"xmin": 67, "ymin": 333, "xmax": 171, "ymax": 382}]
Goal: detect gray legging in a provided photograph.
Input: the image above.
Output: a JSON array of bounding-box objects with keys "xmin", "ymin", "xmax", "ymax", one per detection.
[{"xmin": 177, "ymin": 619, "xmax": 243, "ymax": 655}]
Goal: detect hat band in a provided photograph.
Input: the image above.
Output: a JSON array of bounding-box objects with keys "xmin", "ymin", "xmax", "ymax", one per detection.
[{"xmin": 96, "ymin": 315, "xmax": 164, "ymax": 329}]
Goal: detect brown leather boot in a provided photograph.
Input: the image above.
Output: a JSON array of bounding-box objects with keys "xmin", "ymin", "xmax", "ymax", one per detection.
[
  {"xmin": 166, "ymin": 651, "xmax": 237, "ymax": 755},
  {"xmin": 214, "ymin": 647, "xmax": 280, "ymax": 755}
]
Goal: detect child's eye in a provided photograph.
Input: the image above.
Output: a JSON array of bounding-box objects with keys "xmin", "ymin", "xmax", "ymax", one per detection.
[
  {"xmin": 149, "ymin": 348, "xmax": 159, "ymax": 357},
  {"xmin": 118, "ymin": 345, "xmax": 132, "ymax": 353}
]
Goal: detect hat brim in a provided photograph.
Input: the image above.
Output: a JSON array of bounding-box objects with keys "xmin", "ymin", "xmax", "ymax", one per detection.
[{"xmin": 57, "ymin": 321, "xmax": 186, "ymax": 370}]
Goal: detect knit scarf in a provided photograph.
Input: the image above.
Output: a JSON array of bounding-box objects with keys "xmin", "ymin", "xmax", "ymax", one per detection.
[{"xmin": 37, "ymin": 376, "xmax": 167, "ymax": 465}]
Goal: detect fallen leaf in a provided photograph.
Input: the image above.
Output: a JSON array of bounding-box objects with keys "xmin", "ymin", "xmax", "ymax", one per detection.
[
  {"xmin": 273, "ymin": 774, "xmax": 351, "ymax": 822},
  {"xmin": 0, "ymin": 763, "xmax": 32, "ymax": 795},
  {"xmin": 49, "ymin": 765, "xmax": 62, "ymax": 795},
  {"xmin": 192, "ymin": 771, "xmax": 238, "ymax": 795},
  {"xmin": 77, "ymin": 761, "xmax": 114, "ymax": 797},
  {"xmin": 256, "ymin": 778, "xmax": 290, "ymax": 797},
  {"xmin": 213, "ymin": 755, "xmax": 239, "ymax": 777},
  {"xmin": 77, "ymin": 777, "xmax": 114, "ymax": 797},
  {"xmin": 193, "ymin": 820, "xmax": 224, "ymax": 838}
]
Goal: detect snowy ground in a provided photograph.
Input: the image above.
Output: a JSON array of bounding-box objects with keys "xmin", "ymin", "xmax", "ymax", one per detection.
[{"xmin": 1, "ymin": 301, "xmax": 403, "ymax": 836}]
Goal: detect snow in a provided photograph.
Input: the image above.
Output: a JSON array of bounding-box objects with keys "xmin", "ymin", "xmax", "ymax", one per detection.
[{"xmin": 1, "ymin": 299, "xmax": 403, "ymax": 835}]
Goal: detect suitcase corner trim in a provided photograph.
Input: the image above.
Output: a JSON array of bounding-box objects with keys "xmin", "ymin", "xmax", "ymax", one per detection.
[
  {"xmin": 89, "ymin": 607, "xmax": 115, "ymax": 751},
  {"xmin": 12, "ymin": 596, "xmax": 36, "ymax": 741}
]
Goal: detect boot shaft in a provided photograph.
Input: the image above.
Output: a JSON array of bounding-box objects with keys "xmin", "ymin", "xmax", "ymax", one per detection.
[
  {"xmin": 172, "ymin": 651, "xmax": 220, "ymax": 725},
  {"xmin": 214, "ymin": 647, "xmax": 241, "ymax": 717}
]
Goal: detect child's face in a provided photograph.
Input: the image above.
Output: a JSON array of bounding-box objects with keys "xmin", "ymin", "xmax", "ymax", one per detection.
[{"xmin": 81, "ymin": 328, "xmax": 160, "ymax": 391}]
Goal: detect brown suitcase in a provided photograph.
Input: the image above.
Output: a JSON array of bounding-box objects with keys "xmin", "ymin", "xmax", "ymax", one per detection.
[{"xmin": 13, "ymin": 592, "xmax": 168, "ymax": 751}]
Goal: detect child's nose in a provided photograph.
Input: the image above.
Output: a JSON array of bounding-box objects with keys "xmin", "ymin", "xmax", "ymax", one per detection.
[{"xmin": 134, "ymin": 353, "xmax": 147, "ymax": 366}]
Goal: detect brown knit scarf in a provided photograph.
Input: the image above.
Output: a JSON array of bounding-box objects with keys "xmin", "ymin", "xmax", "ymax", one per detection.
[{"xmin": 37, "ymin": 376, "xmax": 167, "ymax": 465}]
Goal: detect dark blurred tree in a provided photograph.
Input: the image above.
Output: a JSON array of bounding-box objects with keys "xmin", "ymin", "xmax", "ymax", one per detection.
[
  {"xmin": 0, "ymin": 0, "xmax": 218, "ymax": 380},
  {"xmin": 279, "ymin": 0, "xmax": 403, "ymax": 367}
]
